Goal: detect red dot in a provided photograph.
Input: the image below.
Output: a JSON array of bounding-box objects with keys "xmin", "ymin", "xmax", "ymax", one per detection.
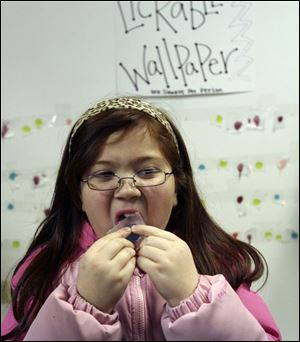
[
  {"xmin": 232, "ymin": 232, "xmax": 238, "ymax": 239},
  {"xmin": 237, "ymin": 196, "xmax": 244, "ymax": 204},
  {"xmin": 33, "ymin": 176, "xmax": 40, "ymax": 185},
  {"xmin": 234, "ymin": 121, "xmax": 242, "ymax": 130},
  {"xmin": 277, "ymin": 116, "xmax": 283, "ymax": 123}
]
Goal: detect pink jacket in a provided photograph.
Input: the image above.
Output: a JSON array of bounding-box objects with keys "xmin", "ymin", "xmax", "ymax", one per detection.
[{"xmin": 1, "ymin": 222, "xmax": 281, "ymax": 341}]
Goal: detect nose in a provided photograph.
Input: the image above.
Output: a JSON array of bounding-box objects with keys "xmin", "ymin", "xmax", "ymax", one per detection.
[{"xmin": 114, "ymin": 177, "xmax": 141, "ymax": 198}]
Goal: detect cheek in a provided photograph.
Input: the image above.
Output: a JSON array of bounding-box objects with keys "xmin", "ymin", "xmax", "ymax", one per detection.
[
  {"xmin": 144, "ymin": 186, "xmax": 177, "ymax": 227},
  {"xmin": 81, "ymin": 189, "xmax": 112, "ymax": 231}
]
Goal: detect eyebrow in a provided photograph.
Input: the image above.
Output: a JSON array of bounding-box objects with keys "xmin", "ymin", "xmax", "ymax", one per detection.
[{"xmin": 94, "ymin": 156, "xmax": 165, "ymax": 167}]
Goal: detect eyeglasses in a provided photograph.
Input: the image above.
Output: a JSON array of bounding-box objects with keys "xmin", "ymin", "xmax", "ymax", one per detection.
[{"xmin": 81, "ymin": 168, "xmax": 173, "ymax": 191}]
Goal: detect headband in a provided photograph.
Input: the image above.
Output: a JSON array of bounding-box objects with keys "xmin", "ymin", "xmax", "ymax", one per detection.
[{"xmin": 68, "ymin": 97, "xmax": 179, "ymax": 155}]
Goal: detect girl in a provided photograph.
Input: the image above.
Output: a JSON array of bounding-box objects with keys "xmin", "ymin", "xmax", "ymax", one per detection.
[{"xmin": 1, "ymin": 97, "xmax": 281, "ymax": 341}]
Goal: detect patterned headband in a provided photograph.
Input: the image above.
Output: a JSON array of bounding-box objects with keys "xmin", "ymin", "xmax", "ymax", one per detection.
[{"xmin": 68, "ymin": 97, "xmax": 179, "ymax": 155}]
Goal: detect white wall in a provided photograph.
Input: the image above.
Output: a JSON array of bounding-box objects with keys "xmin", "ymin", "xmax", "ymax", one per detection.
[{"xmin": 1, "ymin": 2, "xmax": 299, "ymax": 340}]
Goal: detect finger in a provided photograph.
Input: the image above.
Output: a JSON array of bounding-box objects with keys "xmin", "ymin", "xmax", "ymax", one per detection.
[
  {"xmin": 88, "ymin": 227, "xmax": 132, "ymax": 252},
  {"xmin": 119, "ymin": 256, "xmax": 136, "ymax": 281},
  {"xmin": 136, "ymin": 255, "xmax": 157, "ymax": 274},
  {"xmin": 137, "ymin": 245, "xmax": 164, "ymax": 263},
  {"xmin": 114, "ymin": 247, "xmax": 137, "ymax": 270},
  {"xmin": 138, "ymin": 235, "xmax": 170, "ymax": 251},
  {"xmin": 131, "ymin": 225, "xmax": 176, "ymax": 241},
  {"xmin": 101, "ymin": 237, "xmax": 135, "ymax": 260}
]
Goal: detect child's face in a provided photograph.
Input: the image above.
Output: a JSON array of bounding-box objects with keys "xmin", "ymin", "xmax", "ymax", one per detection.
[{"xmin": 80, "ymin": 124, "xmax": 178, "ymax": 237}]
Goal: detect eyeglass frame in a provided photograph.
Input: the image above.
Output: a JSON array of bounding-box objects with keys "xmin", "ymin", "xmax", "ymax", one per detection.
[{"xmin": 81, "ymin": 169, "xmax": 173, "ymax": 191}]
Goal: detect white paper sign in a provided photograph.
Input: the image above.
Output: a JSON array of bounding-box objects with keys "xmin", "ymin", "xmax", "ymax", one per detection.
[{"xmin": 116, "ymin": 1, "xmax": 254, "ymax": 97}]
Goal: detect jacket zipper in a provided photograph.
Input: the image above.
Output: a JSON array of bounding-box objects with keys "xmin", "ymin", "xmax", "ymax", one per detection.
[{"xmin": 132, "ymin": 270, "xmax": 146, "ymax": 341}]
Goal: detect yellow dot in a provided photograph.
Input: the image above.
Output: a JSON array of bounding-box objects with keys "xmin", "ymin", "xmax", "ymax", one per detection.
[
  {"xmin": 252, "ymin": 198, "xmax": 261, "ymax": 206},
  {"xmin": 255, "ymin": 161, "xmax": 264, "ymax": 170},
  {"xmin": 218, "ymin": 160, "xmax": 228, "ymax": 168},
  {"xmin": 35, "ymin": 118, "xmax": 44, "ymax": 128},
  {"xmin": 215, "ymin": 115, "xmax": 223, "ymax": 124},
  {"xmin": 264, "ymin": 231, "xmax": 272, "ymax": 240},
  {"xmin": 11, "ymin": 240, "xmax": 21, "ymax": 248}
]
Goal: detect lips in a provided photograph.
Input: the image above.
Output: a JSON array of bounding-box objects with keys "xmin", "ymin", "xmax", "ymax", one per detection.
[{"xmin": 115, "ymin": 209, "xmax": 141, "ymax": 225}]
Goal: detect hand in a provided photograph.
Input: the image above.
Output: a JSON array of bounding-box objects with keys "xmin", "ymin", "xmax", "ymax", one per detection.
[
  {"xmin": 132, "ymin": 225, "xmax": 198, "ymax": 307},
  {"xmin": 76, "ymin": 228, "xmax": 136, "ymax": 313}
]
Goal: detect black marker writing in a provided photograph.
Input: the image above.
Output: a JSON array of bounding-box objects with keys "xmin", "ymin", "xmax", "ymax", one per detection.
[
  {"xmin": 119, "ymin": 38, "xmax": 238, "ymax": 90},
  {"xmin": 117, "ymin": 1, "xmax": 224, "ymax": 34}
]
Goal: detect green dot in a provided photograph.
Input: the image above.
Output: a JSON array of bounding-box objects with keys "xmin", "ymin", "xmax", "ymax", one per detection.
[
  {"xmin": 275, "ymin": 234, "xmax": 282, "ymax": 241},
  {"xmin": 264, "ymin": 231, "xmax": 272, "ymax": 240},
  {"xmin": 218, "ymin": 160, "xmax": 228, "ymax": 168},
  {"xmin": 255, "ymin": 161, "xmax": 264, "ymax": 170},
  {"xmin": 11, "ymin": 240, "xmax": 21, "ymax": 248},
  {"xmin": 21, "ymin": 125, "xmax": 31, "ymax": 133},
  {"xmin": 252, "ymin": 198, "xmax": 261, "ymax": 206},
  {"xmin": 215, "ymin": 115, "xmax": 223, "ymax": 124},
  {"xmin": 35, "ymin": 118, "xmax": 44, "ymax": 128}
]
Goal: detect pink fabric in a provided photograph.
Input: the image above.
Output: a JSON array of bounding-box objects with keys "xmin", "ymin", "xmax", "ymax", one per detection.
[{"xmin": 1, "ymin": 222, "xmax": 282, "ymax": 341}]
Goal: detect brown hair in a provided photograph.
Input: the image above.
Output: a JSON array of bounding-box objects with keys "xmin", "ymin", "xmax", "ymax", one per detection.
[{"xmin": 2, "ymin": 104, "xmax": 267, "ymax": 340}]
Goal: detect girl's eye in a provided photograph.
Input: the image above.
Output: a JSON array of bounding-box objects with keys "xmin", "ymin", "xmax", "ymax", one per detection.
[
  {"xmin": 94, "ymin": 171, "xmax": 115, "ymax": 179},
  {"xmin": 137, "ymin": 168, "xmax": 161, "ymax": 178}
]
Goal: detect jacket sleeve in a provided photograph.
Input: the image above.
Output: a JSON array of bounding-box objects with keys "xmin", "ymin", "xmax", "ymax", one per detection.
[
  {"xmin": 1, "ymin": 253, "xmax": 122, "ymax": 341},
  {"xmin": 161, "ymin": 274, "xmax": 282, "ymax": 341},
  {"xmin": 23, "ymin": 283, "xmax": 122, "ymax": 341}
]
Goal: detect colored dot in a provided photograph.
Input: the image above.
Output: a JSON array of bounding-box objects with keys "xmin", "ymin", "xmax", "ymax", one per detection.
[
  {"xmin": 44, "ymin": 208, "xmax": 51, "ymax": 216},
  {"xmin": 7, "ymin": 203, "xmax": 14, "ymax": 210},
  {"xmin": 236, "ymin": 196, "xmax": 243, "ymax": 204},
  {"xmin": 33, "ymin": 175, "xmax": 40, "ymax": 186},
  {"xmin": 218, "ymin": 160, "xmax": 228, "ymax": 168},
  {"xmin": 35, "ymin": 118, "xmax": 44, "ymax": 128},
  {"xmin": 264, "ymin": 231, "xmax": 273, "ymax": 240},
  {"xmin": 9, "ymin": 172, "xmax": 18, "ymax": 181},
  {"xmin": 234, "ymin": 121, "xmax": 242, "ymax": 130},
  {"xmin": 65, "ymin": 118, "xmax": 73, "ymax": 125},
  {"xmin": 274, "ymin": 194, "xmax": 280, "ymax": 200},
  {"xmin": 291, "ymin": 231, "xmax": 298, "ymax": 239},
  {"xmin": 1, "ymin": 122, "xmax": 9, "ymax": 138},
  {"xmin": 252, "ymin": 198, "xmax": 261, "ymax": 206},
  {"xmin": 198, "ymin": 164, "xmax": 206, "ymax": 171},
  {"xmin": 253, "ymin": 115, "xmax": 260, "ymax": 127},
  {"xmin": 277, "ymin": 116, "xmax": 284, "ymax": 123},
  {"xmin": 21, "ymin": 125, "xmax": 31, "ymax": 133},
  {"xmin": 255, "ymin": 161, "xmax": 264, "ymax": 170},
  {"xmin": 275, "ymin": 234, "xmax": 282, "ymax": 241},
  {"xmin": 11, "ymin": 240, "xmax": 21, "ymax": 248},
  {"xmin": 215, "ymin": 115, "xmax": 223, "ymax": 124},
  {"xmin": 237, "ymin": 163, "xmax": 244, "ymax": 172},
  {"xmin": 232, "ymin": 232, "xmax": 238, "ymax": 239}
]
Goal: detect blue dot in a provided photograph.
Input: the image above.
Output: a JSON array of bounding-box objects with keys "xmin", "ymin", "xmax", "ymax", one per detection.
[
  {"xmin": 198, "ymin": 164, "xmax": 206, "ymax": 171},
  {"xmin": 9, "ymin": 172, "xmax": 18, "ymax": 181},
  {"xmin": 274, "ymin": 194, "xmax": 280, "ymax": 200},
  {"xmin": 291, "ymin": 231, "xmax": 298, "ymax": 239},
  {"xmin": 7, "ymin": 203, "xmax": 14, "ymax": 210}
]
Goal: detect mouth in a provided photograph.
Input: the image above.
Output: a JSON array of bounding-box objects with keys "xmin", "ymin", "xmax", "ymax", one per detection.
[{"xmin": 115, "ymin": 209, "xmax": 140, "ymax": 225}]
